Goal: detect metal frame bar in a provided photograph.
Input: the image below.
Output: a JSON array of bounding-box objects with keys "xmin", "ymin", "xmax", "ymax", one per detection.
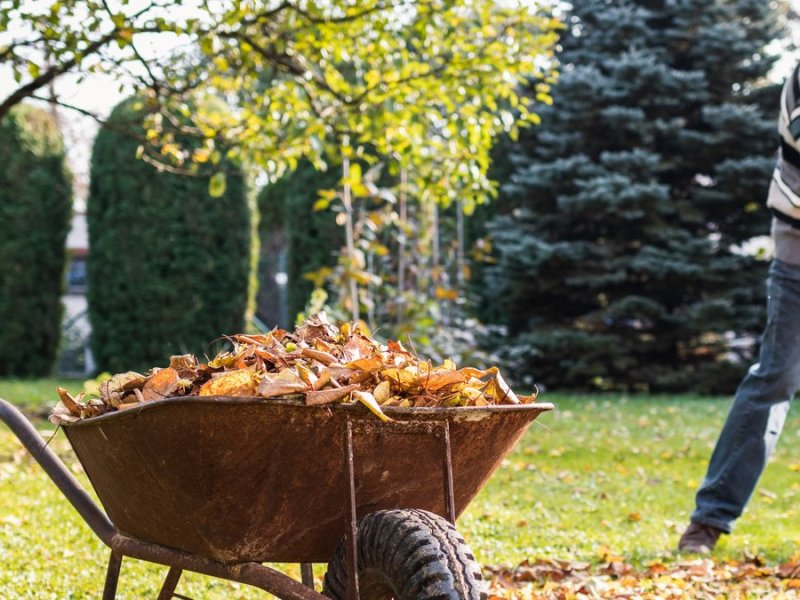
[
  {"xmin": 344, "ymin": 420, "xmax": 360, "ymax": 600},
  {"xmin": 300, "ymin": 563, "xmax": 315, "ymax": 590},
  {"xmin": 341, "ymin": 415, "xmax": 458, "ymax": 599},
  {"xmin": 102, "ymin": 552, "xmax": 122, "ymax": 600},
  {"xmin": 157, "ymin": 567, "xmax": 183, "ymax": 600}
]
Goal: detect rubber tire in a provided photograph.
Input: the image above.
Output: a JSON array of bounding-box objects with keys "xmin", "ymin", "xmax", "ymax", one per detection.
[{"xmin": 322, "ymin": 508, "xmax": 486, "ymax": 600}]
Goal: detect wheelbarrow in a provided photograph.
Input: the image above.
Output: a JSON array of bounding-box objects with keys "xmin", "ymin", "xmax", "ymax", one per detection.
[{"xmin": 0, "ymin": 395, "xmax": 552, "ymax": 599}]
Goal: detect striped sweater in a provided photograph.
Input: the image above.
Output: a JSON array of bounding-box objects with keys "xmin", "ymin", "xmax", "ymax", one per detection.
[{"xmin": 768, "ymin": 64, "xmax": 800, "ymax": 224}]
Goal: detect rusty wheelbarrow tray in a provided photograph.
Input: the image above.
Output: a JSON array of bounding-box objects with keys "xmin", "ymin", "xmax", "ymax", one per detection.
[{"xmin": 0, "ymin": 395, "xmax": 552, "ymax": 599}]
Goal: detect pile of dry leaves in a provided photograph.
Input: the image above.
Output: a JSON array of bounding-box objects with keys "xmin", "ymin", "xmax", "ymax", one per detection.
[
  {"xmin": 486, "ymin": 553, "xmax": 800, "ymax": 599},
  {"xmin": 51, "ymin": 313, "xmax": 534, "ymax": 425}
]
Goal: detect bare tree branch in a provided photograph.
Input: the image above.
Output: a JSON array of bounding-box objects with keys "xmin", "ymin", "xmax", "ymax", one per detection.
[{"xmin": 0, "ymin": 31, "xmax": 118, "ymax": 120}]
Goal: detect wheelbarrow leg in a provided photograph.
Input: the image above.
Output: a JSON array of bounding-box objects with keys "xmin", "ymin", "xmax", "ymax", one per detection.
[
  {"xmin": 300, "ymin": 563, "xmax": 314, "ymax": 589},
  {"xmin": 344, "ymin": 420, "xmax": 360, "ymax": 600},
  {"xmin": 102, "ymin": 552, "xmax": 122, "ymax": 600},
  {"xmin": 157, "ymin": 567, "xmax": 183, "ymax": 600}
]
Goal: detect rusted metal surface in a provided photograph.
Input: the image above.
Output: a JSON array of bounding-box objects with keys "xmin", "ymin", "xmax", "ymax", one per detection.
[{"xmin": 64, "ymin": 397, "xmax": 552, "ymax": 564}]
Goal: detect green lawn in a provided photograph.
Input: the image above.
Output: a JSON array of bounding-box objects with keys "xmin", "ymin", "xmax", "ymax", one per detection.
[{"xmin": 1, "ymin": 381, "xmax": 799, "ymax": 597}]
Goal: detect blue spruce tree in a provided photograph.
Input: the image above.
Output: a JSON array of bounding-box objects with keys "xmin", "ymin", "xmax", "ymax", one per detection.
[{"xmin": 488, "ymin": 0, "xmax": 785, "ymax": 392}]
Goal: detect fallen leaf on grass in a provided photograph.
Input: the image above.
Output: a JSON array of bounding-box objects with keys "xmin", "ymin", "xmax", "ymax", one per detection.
[{"xmin": 486, "ymin": 553, "xmax": 800, "ymax": 599}]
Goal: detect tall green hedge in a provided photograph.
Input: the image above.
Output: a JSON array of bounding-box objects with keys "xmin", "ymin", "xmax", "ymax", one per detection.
[
  {"xmin": 87, "ymin": 99, "xmax": 250, "ymax": 373},
  {"xmin": 0, "ymin": 105, "xmax": 72, "ymax": 376}
]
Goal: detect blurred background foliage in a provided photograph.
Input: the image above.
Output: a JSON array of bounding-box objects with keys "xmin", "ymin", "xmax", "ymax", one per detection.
[{"xmin": 0, "ymin": 0, "xmax": 793, "ymax": 392}]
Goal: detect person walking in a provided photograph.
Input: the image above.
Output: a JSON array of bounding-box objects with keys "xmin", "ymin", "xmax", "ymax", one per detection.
[{"xmin": 679, "ymin": 64, "xmax": 800, "ymax": 554}]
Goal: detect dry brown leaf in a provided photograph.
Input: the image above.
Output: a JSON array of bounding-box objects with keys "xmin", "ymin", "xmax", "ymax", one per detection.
[
  {"xmin": 304, "ymin": 384, "xmax": 360, "ymax": 406},
  {"xmin": 141, "ymin": 367, "xmax": 180, "ymax": 402},
  {"xmin": 300, "ymin": 347, "xmax": 338, "ymax": 366},
  {"xmin": 53, "ymin": 312, "xmax": 529, "ymax": 423},
  {"xmin": 199, "ymin": 368, "xmax": 259, "ymax": 397},
  {"xmin": 346, "ymin": 356, "xmax": 384, "ymax": 372},
  {"xmin": 56, "ymin": 387, "xmax": 83, "ymax": 416},
  {"xmin": 296, "ymin": 363, "xmax": 318, "ymax": 387},
  {"xmin": 169, "ymin": 354, "xmax": 198, "ymax": 371},
  {"xmin": 416, "ymin": 369, "xmax": 473, "ymax": 392},
  {"xmin": 257, "ymin": 369, "xmax": 309, "ymax": 398}
]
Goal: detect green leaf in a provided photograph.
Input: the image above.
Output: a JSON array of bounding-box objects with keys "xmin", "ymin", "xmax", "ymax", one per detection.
[{"xmin": 209, "ymin": 172, "xmax": 226, "ymax": 198}]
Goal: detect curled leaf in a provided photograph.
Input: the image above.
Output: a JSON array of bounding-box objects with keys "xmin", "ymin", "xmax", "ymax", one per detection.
[
  {"xmin": 305, "ymin": 383, "xmax": 359, "ymax": 406},
  {"xmin": 352, "ymin": 390, "xmax": 393, "ymax": 422},
  {"xmin": 56, "ymin": 387, "xmax": 83, "ymax": 416},
  {"xmin": 257, "ymin": 369, "xmax": 309, "ymax": 398}
]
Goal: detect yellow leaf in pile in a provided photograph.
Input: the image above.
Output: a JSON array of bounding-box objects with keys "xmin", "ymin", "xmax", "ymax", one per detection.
[
  {"xmin": 296, "ymin": 363, "xmax": 318, "ymax": 386},
  {"xmin": 347, "ymin": 356, "xmax": 384, "ymax": 372},
  {"xmin": 461, "ymin": 386, "xmax": 485, "ymax": 401},
  {"xmin": 208, "ymin": 352, "xmax": 238, "ymax": 369},
  {"xmin": 441, "ymin": 358, "xmax": 457, "ymax": 370},
  {"xmin": 381, "ymin": 367, "xmax": 416, "ymax": 386},
  {"xmin": 256, "ymin": 369, "xmax": 309, "ymax": 398},
  {"xmin": 373, "ymin": 380, "xmax": 392, "ymax": 404},
  {"xmin": 352, "ymin": 390, "xmax": 393, "ymax": 422},
  {"xmin": 141, "ymin": 368, "xmax": 180, "ymax": 402},
  {"xmin": 199, "ymin": 368, "xmax": 259, "ymax": 397},
  {"xmin": 305, "ymin": 383, "xmax": 359, "ymax": 406}
]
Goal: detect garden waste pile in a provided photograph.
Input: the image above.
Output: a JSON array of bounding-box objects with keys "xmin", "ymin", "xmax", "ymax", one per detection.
[{"xmin": 51, "ymin": 313, "xmax": 535, "ymax": 425}]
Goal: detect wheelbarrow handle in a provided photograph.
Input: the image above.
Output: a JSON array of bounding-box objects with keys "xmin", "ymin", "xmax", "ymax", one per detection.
[{"xmin": 0, "ymin": 397, "xmax": 116, "ymax": 546}]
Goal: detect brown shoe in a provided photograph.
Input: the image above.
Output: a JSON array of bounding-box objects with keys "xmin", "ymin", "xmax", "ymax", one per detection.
[{"xmin": 678, "ymin": 521, "xmax": 724, "ymax": 554}]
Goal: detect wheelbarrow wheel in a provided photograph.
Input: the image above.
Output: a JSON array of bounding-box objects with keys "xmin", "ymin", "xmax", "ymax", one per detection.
[{"xmin": 323, "ymin": 508, "xmax": 486, "ymax": 599}]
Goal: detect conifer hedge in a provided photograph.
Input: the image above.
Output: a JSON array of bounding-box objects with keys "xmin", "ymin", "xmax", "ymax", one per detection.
[
  {"xmin": 0, "ymin": 105, "xmax": 72, "ymax": 376},
  {"xmin": 87, "ymin": 99, "xmax": 250, "ymax": 373}
]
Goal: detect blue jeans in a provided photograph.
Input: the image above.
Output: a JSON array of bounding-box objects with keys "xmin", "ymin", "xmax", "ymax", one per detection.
[{"xmin": 692, "ymin": 259, "xmax": 800, "ymax": 533}]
